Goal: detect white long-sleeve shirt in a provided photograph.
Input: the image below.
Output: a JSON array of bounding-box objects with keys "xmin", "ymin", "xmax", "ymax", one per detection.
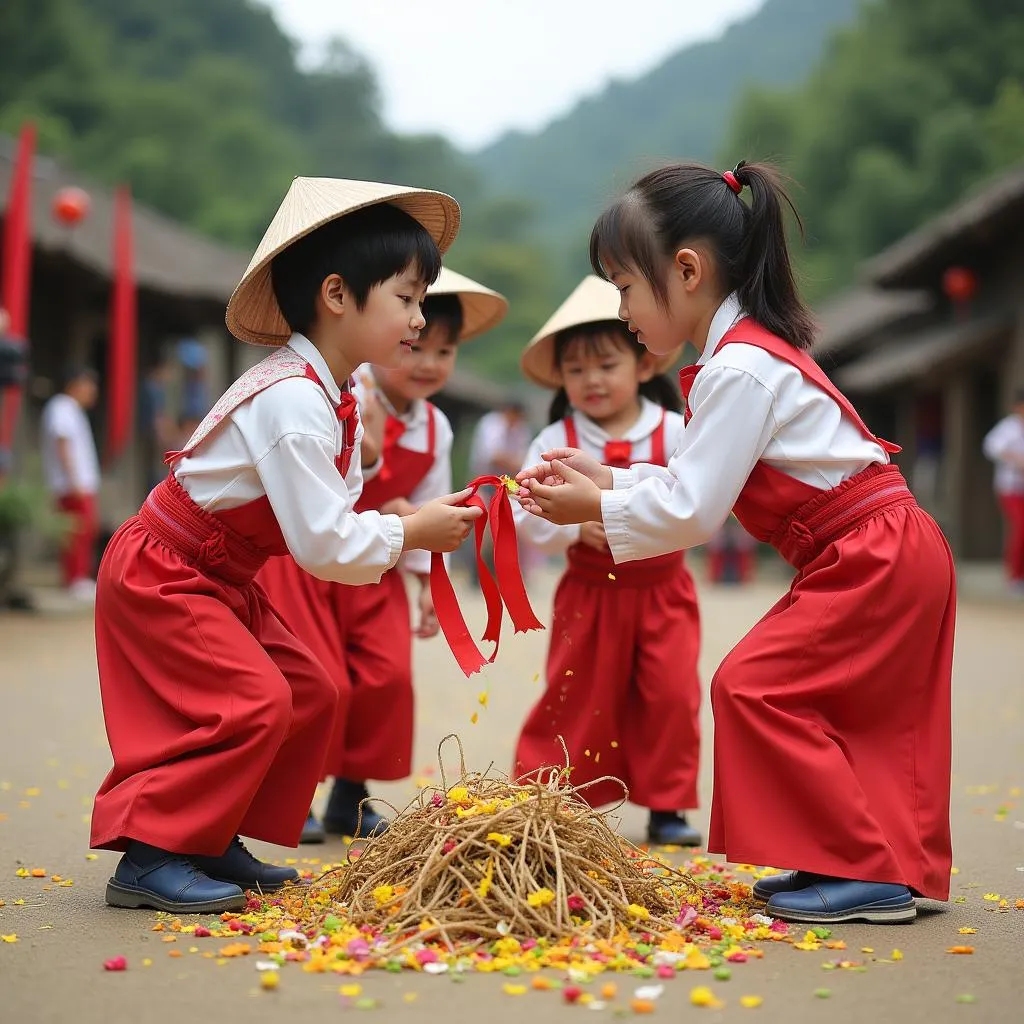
[
  {"xmin": 983, "ymin": 413, "xmax": 1024, "ymax": 494},
  {"xmin": 354, "ymin": 366, "xmax": 454, "ymax": 575},
  {"xmin": 601, "ymin": 294, "xmax": 887, "ymax": 564},
  {"xmin": 173, "ymin": 335, "xmax": 404, "ymax": 585},
  {"xmin": 514, "ymin": 399, "xmax": 683, "ymax": 555}
]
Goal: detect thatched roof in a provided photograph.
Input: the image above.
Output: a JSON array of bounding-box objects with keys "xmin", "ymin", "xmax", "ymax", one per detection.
[
  {"xmin": 814, "ymin": 286, "xmax": 933, "ymax": 356},
  {"xmin": 864, "ymin": 163, "xmax": 1024, "ymax": 289},
  {"xmin": 0, "ymin": 134, "xmax": 248, "ymax": 303},
  {"xmin": 834, "ymin": 313, "xmax": 1010, "ymax": 393}
]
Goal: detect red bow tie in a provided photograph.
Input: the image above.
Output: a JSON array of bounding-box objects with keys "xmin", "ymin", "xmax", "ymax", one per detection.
[
  {"xmin": 383, "ymin": 415, "xmax": 406, "ymax": 451},
  {"xmin": 336, "ymin": 391, "xmax": 357, "ymax": 423},
  {"xmin": 678, "ymin": 365, "xmax": 699, "ymax": 422},
  {"xmin": 604, "ymin": 440, "xmax": 633, "ymax": 467}
]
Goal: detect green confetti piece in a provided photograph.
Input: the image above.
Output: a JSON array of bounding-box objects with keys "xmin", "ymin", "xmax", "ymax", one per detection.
[
  {"xmin": 811, "ymin": 927, "xmax": 832, "ymax": 940},
  {"xmin": 504, "ymin": 966, "xmax": 522, "ymax": 976},
  {"xmin": 714, "ymin": 966, "xmax": 732, "ymax": 981},
  {"xmin": 956, "ymin": 995, "xmax": 976, "ymax": 1004},
  {"xmin": 354, "ymin": 998, "xmax": 378, "ymax": 1010},
  {"xmin": 814, "ymin": 988, "xmax": 832, "ymax": 999},
  {"xmin": 635, "ymin": 943, "xmax": 652, "ymax": 957},
  {"xmin": 632, "ymin": 966, "xmax": 656, "ymax": 978}
]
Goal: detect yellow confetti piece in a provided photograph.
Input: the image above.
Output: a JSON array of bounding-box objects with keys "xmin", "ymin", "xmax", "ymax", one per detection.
[
  {"xmin": 983, "ymin": 893, "xmax": 1000, "ymax": 901},
  {"xmin": 627, "ymin": 903, "xmax": 650, "ymax": 920},
  {"xmin": 487, "ymin": 833, "xmax": 512, "ymax": 847},
  {"xmin": 478, "ymin": 691, "xmax": 489, "ymax": 708},
  {"xmin": 470, "ymin": 713, "xmax": 479, "ymax": 725},
  {"xmin": 1, "ymin": 935, "xmax": 17, "ymax": 943},
  {"xmin": 527, "ymin": 888, "xmax": 555, "ymax": 907},
  {"xmin": 503, "ymin": 984, "xmax": 527, "ymax": 995},
  {"xmin": 610, "ymin": 741, "xmax": 619, "ymax": 749},
  {"xmin": 142, "ymin": 959, "xmax": 153, "ymax": 967},
  {"xmin": 340, "ymin": 984, "xmax": 362, "ymax": 997},
  {"xmin": 607, "ymin": 573, "xmax": 616, "ymax": 581},
  {"xmin": 959, "ymin": 928, "xmax": 977, "ymax": 935},
  {"xmin": 372, "ymin": 885, "xmax": 394, "ymax": 906},
  {"xmin": 950, "ymin": 866, "xmax": 960, "ymax": 875},
  {"xmin": 403, "ymin": 993, "xmax": 418, "ymax": 1003},
  {"xmin": 57, "ymin": 780, "xmax": 69, "ymax": 790},
  {"xmin": 24, "ymin": 788, "xmax": 40, "ymax": 797},
  {"xmin": 284, "ymin": 858, "xmax": 298, "ymax": 865},
  {"xmin": 861, "ymin": 947, "xmax": 874, "ymax": 953},
  {"xmin": 18, "ymin": 802, "xmax": 31, "ymax": 809},
  {"xmin": 564, "ymin": 669, "xmax": 574, "ymax": 677},
  {"xmin": 260, "ymin": 971, "xmax": 279, "ymax": 990},
  {"xmin": 85, "ymin": 854, "xmax": 98, "ymax": 861},
  {"xmin": 690, "ymin": 986, "xmax": 724, "ymax": 1008},
  {"xmin": 14, "ymin": 868, "xmax": 29, "ymax": 878},
  {"xmin": 891, "ymin": 949, "xmax": 903, "ymax": 960},
  {"xmin": 740, "ymin": 995, "xmax": 763, "ymax": 1008}
]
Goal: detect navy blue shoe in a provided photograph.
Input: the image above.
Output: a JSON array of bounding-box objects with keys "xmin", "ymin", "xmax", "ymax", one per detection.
[
  {"xmin": 300, "ymin": 810, "xmax": 326, "ymax": 845},
  {"xmin": 105, "ymin": 843, "xmax": 246, "ymax": 913},
  {"xmin": 752, "ymin": 871, "xmax": 827, "ymax": 901},
  {"xmin": 767, "ymin": 878, "xmax": 916, "ymax": 923},
  {"xmin": 191, "ymin": 837, "xmax": 299, "ymax": 892},
  {"xmin": 323, "ymin": 779, "xmax": 389, "ymax": 838},
  {"xmin": 647, "ymin": 812, "xmax": 702, "ymax": 847}
]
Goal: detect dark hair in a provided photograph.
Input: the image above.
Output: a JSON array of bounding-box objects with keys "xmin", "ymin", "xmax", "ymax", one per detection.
[
  {"xmin": 422, "ymin": 293, "xmax": 464, "ymax": 344},
  {"xmin": 59, "ymin": 365, "xmax": 98, "ymax": 391},
  {"xmin": 547, "ymin": 321, "xmax": 681, "ymax": 422},
  {"xmin": 271, "ymin": 203, "xmax": 442, "ymax": 336},
  {"xmin": 589, "ymin": 161, "xmax": 816, "ymax": 351}
]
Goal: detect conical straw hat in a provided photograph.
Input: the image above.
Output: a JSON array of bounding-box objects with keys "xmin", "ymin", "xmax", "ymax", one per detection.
[
  {"xmin": 429, "ymin": 266, "xmax": 508, "ymax": 342},
  {"xmin": 226, "ymin": 177, "xmax": 461, "ymax": 346},
  {"xmin": 521, "ymin": 275, "xmax": 681, "ymax": 388}
]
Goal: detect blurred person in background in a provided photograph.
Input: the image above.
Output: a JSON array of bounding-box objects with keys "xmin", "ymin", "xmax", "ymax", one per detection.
[
  {"xmin": 983, "ymin": 389, "xmax": 1024, "ymax": 597},
  {"xmin": 40, "ymin": 366, "xmax": 100, "ymax": 601}
]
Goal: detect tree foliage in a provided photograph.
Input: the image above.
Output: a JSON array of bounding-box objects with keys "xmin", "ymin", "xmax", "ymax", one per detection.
[{"xmin": 720, "ymin": 0, "xmax": 1024, "ymax": 298}]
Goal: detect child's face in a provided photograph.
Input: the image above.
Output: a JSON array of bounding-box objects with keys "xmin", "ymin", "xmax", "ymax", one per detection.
[
  {"xmin": 559, "ymin": 333, "xmax": 652, "ymax": 424},
  {"xmin": 606, "ymin": 252, "xmax": 703, "ymax": 356},
  {"xmin": 339, "ymin": 266, "xmax": 428, "ymax": 369},
  {"xmin": 374, "ymin": 321, "xmax": 458, "ymax": 405}
]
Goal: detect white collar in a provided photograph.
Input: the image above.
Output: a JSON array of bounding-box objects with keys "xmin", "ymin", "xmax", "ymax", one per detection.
[
  {"xmin": 288, "ymin": 334, "xmax": 342, "ymax": 404},
  {"xmin": 362, "ymin": 363, "xmax": 429, "ymax": 427},
  {"xmin": 571, "ymin": 396, "xmax": 665, "ymax": 444},
  {"xmin": 697, "ymin": 292, "xmax": 745, "ymax": 366}
]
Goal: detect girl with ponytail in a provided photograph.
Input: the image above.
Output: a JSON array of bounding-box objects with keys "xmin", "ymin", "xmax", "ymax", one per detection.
[{"xmin": 517, "ymin": 162, "xmax": 955, "ymax": 925}]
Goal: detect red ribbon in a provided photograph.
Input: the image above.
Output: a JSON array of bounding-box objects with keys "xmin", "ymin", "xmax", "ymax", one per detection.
[
  {"xmin": 603, "ymin": 439, "xmax": 632, "ymax": 467},
  {"xmin": 430, "ymin": 475, "xmax": 544, "ymax": 677},
  {"xmin": 377, "ymin": 416, "xmax": 406, "ymax": 481}
]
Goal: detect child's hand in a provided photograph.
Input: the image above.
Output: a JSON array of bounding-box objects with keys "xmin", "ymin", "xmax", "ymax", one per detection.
[
  {"xmin": 402, "ymin": 490, "xmax": 482, "ymax": 553},
  {"xmin": 519, "ymin": 460, "xmax": 603, "ymax": 526},
  {"xmin": 579, "ymin": 521, "xmax": 610, "ymax": 552},
  {"xmin": 518, "ymin": 448, "xmax": 614, "ymax": 490},
  {"xmin": 413, "ymin": 575, "xmax": 438, "ymax": 638}
]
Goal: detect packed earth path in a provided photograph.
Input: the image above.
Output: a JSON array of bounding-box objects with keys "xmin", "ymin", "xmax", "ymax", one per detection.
[{"xmin": 1, "ymin": 563, "xmax": 1022, "ymax": 1023}]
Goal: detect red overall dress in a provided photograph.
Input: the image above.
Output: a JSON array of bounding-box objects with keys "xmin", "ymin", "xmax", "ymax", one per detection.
[
  {"xmin": 514, "ymin": 413, "xmax": 702, "ymax": 810},
  {"xmin": 681, "ymin": 321, "xmax": 955, "ymax": 900},
  {"xmin": 257, "ymin": 406, "xmax": 438, "ymax": 782},
  {"xmin": 90, "ymin": 348, "xmax": 356, "ymax": 855}
]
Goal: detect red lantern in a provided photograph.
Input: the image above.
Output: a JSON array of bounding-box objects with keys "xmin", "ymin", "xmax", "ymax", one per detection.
[
  {"xmin": 52, "ymin": 186, "xmax": 91, "ymax": 227},
  {"xmin": 941, "ymin": 266, "xmax": 976, "ymax": 304}
]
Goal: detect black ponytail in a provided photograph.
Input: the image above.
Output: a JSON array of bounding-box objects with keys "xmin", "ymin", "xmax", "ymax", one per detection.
[{"xmin": 589, "ymin": 160, "xmax": 816, "ymax": 351}]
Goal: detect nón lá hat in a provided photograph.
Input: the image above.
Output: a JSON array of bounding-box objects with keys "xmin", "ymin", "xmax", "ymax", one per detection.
[
  {"xmin": 226, "ymin": 177, "xmax": 461, "ymax": 347},
  {"xmin": 429, "ymin": 266, "xmax": 508, "ymax": 342},
  {"xmin": 521, "ymin": 275, "xmax": 681, "ymax": 388}
]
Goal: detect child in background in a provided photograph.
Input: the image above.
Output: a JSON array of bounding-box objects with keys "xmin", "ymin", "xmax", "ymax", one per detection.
[
  {"xmin": 91, "ymin": 178, "xmax": 481, "ymax": 914},
  {"xmin": 517, "ymin": 161, "xmax": 955, "ymax": 924},
  {"xmin": 513, "ymin": 276, "xmax": 702, "ymax": 847},
  {"xmin": 257, "ymin": 267, "xmax": 508, "ymax": 842}
]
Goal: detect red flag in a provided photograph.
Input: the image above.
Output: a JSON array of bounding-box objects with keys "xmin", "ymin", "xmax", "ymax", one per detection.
[
  {"xmin": 105, "ymin": 185, "xmax": 137, "ymax": 465},
  {"xmin": 0, "ymin": 122, "xmax": 36, "ymax": 449}
]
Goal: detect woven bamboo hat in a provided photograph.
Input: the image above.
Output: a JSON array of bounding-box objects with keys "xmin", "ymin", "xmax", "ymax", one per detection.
[
  {"xmin": 226, "ymin": 177, "xmax": 461, "ymax": 346},
  {"xmin": 429, "ymin": 266, "xmax": 508, "ymax": 342},
  {"xmin": 521, "ymin": 275, "xmax": 681, "ymax": 388}
]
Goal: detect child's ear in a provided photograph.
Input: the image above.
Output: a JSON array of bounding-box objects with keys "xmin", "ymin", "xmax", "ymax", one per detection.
[
  {"xmin": 636, "ymin": 350, "xmax": 657, "ymax": 383},
  {"xmin": 320, "ymin": 273, "xmax": 346, "ymax": 316}
]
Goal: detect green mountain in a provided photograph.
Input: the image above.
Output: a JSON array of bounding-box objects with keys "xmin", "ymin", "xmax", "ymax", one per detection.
[{"xmin": 473, "ymin": 0, "xmax": 859, "ymax": 250}]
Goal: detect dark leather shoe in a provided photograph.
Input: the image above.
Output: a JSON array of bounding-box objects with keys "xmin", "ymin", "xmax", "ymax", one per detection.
[
  {"xmin": 752, "ymin": 871, "xmax": 827, "ymax": 901},
  {"xmin": 323, "ymin": 779, "xmax": 390, "ymax": 838},
  {"xmin": 767, "ymin": 879, "xmax": 916, "ymax": 923},
  {"xmin": 300, "ymin": 810, "xmax": 326, "ymax": 845},
  {"xmin": 106, "ymin": 846, "xmax": 245, "ymax": 913},
  {"xmin": 191, "ymin": 837, "xmax": 299, "ymax": 892},
  {"xmin": 647, "ymin": 812, "xmax": 702, "ymax": 847}
]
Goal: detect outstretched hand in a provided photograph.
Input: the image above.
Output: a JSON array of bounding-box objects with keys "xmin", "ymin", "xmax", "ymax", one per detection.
[{"xmin": 516, "ymin": 459, "xmax": 604, "ymax": 526}]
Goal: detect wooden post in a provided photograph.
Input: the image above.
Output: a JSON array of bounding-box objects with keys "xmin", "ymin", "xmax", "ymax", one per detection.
[{"xmin": 941, "ymin": 376, "xmax": 971, "ymax": 557}]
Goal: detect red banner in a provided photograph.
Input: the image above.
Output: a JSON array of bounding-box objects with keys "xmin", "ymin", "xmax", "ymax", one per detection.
[
  {"xmin": 105, "ymin": 185, "xmax": 137, "ymax": 464},
  {"xmin": 0, "ymin": 122, "xmax": 35, "ymax": 449},
  {"xmin": 430, "ymin": 475, "xmax": 544, "ymax": 677}
]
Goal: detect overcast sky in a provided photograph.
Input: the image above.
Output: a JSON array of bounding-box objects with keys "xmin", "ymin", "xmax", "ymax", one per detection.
[{"xmin": 261, "ymin": 0, "xmax": 763, "ymax": 150}]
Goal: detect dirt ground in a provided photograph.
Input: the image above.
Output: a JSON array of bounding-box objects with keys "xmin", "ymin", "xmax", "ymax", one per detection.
[{"xmin": 1, "ymin": 565, "xmax": 1022, "ymax": 1023}]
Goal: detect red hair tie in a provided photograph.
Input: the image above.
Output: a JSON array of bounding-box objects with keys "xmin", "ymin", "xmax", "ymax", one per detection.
[{"xmin": 722, "ymin": 170, "xmax": 742, "ymax": 194}]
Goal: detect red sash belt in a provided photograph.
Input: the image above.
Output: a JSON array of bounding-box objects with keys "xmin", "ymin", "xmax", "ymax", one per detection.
[
  {"xmin": 565, "ymin": 543, "xmax": 683, "ymax": 586},
  {"xmin": 772, "ymin": 463, "xmax": 918, "ymax": 570},
  {"xmin": 139, "ymin": 476, "xmax": 269, "ymax": 587},
  {"xmin": 430, "ymin": 475, "xmax": 544, "ymax": 677}
]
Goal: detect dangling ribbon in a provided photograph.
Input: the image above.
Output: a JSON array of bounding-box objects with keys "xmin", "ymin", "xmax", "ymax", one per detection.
[
  {"xmin": 376, "ymin": 415, "xmax": 407, "ymax": 482},
  {"xmin": 430, "ymin": 475, "xmax": 544, "ymax": 677}
]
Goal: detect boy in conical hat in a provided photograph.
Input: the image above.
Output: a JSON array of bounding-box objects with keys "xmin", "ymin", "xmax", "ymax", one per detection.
[
  {"xmin": 90, "ymin": 178, "xmax": 483, "ymax": 914},
  {"xmin": 257, "ymin": 267, "xmax": 508, "ymax": 842}
]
